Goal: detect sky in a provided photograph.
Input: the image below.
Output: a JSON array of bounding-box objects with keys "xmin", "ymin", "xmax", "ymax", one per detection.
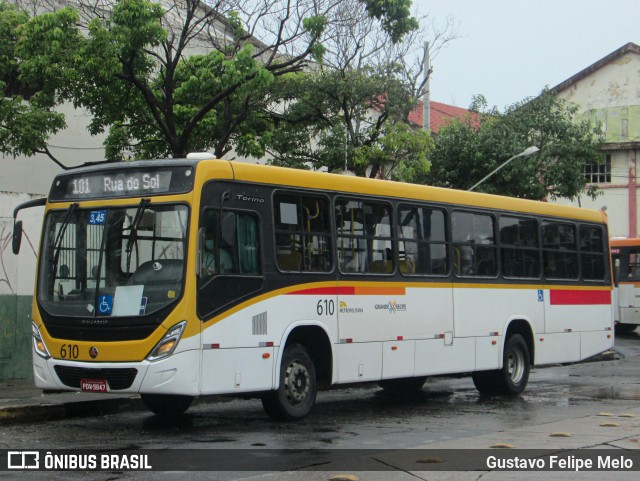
[{"xmin": 413, "ymin": 0, "xmax": 640, "ymax": 111}]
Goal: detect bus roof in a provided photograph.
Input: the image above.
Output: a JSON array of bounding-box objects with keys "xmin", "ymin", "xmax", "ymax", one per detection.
[
  {"xmin": 55, "ymin": 158, "xmax": 607, "ymax": 224},
  {"xmin": 220, "ymin": 160, "xmax": 607, "ymax": 224}
]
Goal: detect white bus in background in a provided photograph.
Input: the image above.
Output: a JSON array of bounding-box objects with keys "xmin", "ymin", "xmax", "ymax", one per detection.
[{"xmin": 611, "ymin": 238, "xmax": 640, "ymax": 333}]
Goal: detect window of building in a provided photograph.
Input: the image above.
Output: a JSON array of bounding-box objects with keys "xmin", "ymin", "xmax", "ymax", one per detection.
[
  {"xmin": 621, "ymin": 119, "xmax": 629, "ymax": 141},
  {"xmin": 584, "ymin": 155, "xmax": 611, "ymax": 184}
]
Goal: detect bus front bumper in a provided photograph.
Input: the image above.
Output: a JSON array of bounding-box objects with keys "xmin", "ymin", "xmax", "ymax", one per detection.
[{"xmin": 32, "ymin": 349, "xmax": 200, "ymax": 396}]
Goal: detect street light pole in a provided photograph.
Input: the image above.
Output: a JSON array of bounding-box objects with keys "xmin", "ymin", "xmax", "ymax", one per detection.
[{"xmin": 467, "ymin": 146, "xmax": 540, "ymax": 192}]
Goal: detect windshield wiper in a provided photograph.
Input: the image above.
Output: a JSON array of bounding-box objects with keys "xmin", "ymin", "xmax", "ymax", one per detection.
[
  {"xmin": 50, "ymin": 203, "xmax": 78, "ymax": 274},
  {"xmin": 125, "ymin": 199, "xmax": 150, "ymax": 274}
]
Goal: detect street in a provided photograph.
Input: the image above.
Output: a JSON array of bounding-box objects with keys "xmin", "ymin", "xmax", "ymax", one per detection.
[{"xmin": 1, "ymin": 332, "xmax": 640, "ymax": 480}]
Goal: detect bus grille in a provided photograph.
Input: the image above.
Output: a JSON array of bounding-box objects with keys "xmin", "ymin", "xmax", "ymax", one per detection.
[{"xmin": 54, "ymin": 366, "xmax": 138, "ymax": 390}]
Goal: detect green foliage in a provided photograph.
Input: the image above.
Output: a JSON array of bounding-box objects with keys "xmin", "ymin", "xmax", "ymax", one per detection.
[
  {"xmin": 364, "ymin": 0, "xmax": 419, "ymax": 43},
  {"xmin": 265, "ymin": 68, "xmax": 430, "ymax": 181},
  {"xmin": 0, "ymin": 2, "xmax": 65, "ymax": 158},
  {"xmin": 427, "ymin": 89, "xmax": 604, "ymax": 201},
  {"xmin": 2, "ymin": 0, "xmax": 418, "ymax": 163},
  {"xmin": 226, "ymin": 11, "xmax": 246, "ymax": 42},
  {"xmin": 303, "ymin": 15, "xmax": 327, "ymax": 38}
]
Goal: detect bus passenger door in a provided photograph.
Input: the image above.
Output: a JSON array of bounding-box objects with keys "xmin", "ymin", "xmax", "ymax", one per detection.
[{"xmin": 412, "ymin": 282, "xmax": 456, "ymax": 376}]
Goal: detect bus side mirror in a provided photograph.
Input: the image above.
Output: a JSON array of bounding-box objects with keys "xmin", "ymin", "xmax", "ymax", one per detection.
[
  {"xmin": 12, "ymin": 220, "xmax": 23, "ymax": 255},
  {"xmin": 220, "ymin": 212, "xmax": 236, "ymax": 248}
]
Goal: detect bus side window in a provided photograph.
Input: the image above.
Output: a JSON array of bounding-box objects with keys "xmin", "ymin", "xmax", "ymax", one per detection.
[
  {"xmin": 627, "ymin": 249, "xmax": 640, "ymax": 281},
  {"xmin": 499, "ymin": 216, "xmax": 540, "ymax": 279},
  {"xmin": 397, "ymin": 205, "xmax": 448, "ymax": 277},
  {"xmin": 335, "ymin": 199, "xmax": 393, "ymax": 274},
  {"xmin": 452, "ymin": 211, "xmax": 497, "ymax": 278},
  {"xmin": 200, "ymin": 209, "xmax": 260, "ymax": 278},
  {"xmin": 274, "ymin": 193, "xmax": 332, "ymax": 273},
  {"xmin": 542, "ymin": 222, "xmax": 578, "ymax": 280},
  {"xmin": 579, "ymin": 225, "xmax": 605, "ymax": 281}
]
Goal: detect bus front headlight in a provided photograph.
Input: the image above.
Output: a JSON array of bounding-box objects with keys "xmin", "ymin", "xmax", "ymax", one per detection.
[
  {"xmin": 146, "ymin": 321, "xmax": 187, "ymax": 362},
  {"xmin": 32, "ymin": 323, "xmax": 50, "ymax": 359}
]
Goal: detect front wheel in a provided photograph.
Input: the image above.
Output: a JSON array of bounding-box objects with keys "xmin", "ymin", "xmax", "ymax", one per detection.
[
  {"xmin": 141, "ymin": 393, "xmax": 193, "ymax": 417},
  {"xmin": 261, "ymin": 344, "xmax": 317, "ymax": 421},
  {"xmin": 472, "ymin": 334, "xmax": 530, "ymax": 396}
]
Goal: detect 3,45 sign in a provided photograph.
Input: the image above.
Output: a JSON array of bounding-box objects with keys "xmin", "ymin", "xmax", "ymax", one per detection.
[{"xmin": 89, "ymin": 210, "xmax": 107, "ymax": 225}]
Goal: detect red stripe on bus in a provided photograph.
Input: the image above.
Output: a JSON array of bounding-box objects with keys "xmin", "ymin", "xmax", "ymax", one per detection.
[
  {"xmin": 549, "ymin": 290, "xmax": 611, "ymax": 305},
  {"xmin": 288, "ymin": 287, "xmax": 355, "ymax": 295},
  {"xmin": 288, "ymin": 286, "xmax": 406, "ymax": 296}
]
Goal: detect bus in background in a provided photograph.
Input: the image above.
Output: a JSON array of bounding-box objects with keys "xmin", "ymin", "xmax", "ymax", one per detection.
[
  {"xmin": 12, "ymin": 158, "xmax": 614, "ymax": 420},
  {"xmin": 610, "ymin": 238, "xmax": 640, "ymax": 333}
]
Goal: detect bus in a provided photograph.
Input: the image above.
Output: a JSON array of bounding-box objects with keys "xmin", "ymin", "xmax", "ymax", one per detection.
[
  {"xmin": 12, "ymin": 158, "xmax": 614, "ymax": 420},
  {"xmin": 610, "ymin": 237, "xmax": 640, "ymax": 333}
]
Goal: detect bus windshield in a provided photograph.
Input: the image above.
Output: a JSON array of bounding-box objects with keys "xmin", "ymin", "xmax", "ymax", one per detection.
[{"xmin": 37, "ymin": 203, "xmax": 188, "ymax": 318}]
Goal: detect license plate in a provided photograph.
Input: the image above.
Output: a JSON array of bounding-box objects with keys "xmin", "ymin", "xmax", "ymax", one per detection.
[{"xmin": 80, "ymin": 379, "xmax": 108, "ymax": 393}]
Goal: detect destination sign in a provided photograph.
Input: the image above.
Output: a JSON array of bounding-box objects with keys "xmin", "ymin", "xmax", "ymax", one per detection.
[
  {"xmin": 69, "ymin": 172, "xmax": 172, "ymax": 197},
  {"xmin": 49, "ymin": 166, "xmax": 195, "ymax": 201}
]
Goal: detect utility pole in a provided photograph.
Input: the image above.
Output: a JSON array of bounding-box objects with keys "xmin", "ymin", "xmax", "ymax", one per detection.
[{"xmin": 422, "ymin": 42, "xmax": 431, "ymax": 132}]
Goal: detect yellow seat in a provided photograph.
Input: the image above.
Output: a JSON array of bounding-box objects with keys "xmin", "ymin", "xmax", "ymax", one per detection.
[
  {"xmin": 370, "ymin": 260, "xmax": 393, "ymax": 273},
  {"xmin": 399, "ymin": 259, "xmax": 415, "ymax": 274},
  {"xmin": 277, "ymin": 251, "xmax": 302, "ymax": 270}
]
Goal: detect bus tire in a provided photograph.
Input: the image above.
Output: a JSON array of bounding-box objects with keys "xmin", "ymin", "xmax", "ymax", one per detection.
[
  {"xmin": 261, "ymin": 344, "xmax": 317, "ymax": 421},
  {"xmin": 472, "ymin": 334, "xmax": 530, "ymax": 396},
  {"xmin": 378, "ymin": 377, "xmax": 426, "ymax": 394},
  {"xmin": 141, "ymin": 393, "xmax": 193, "ymax": 417}
]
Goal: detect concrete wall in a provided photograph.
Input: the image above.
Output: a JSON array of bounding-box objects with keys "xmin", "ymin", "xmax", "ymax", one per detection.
[
  {"xmin": 558, "ymin": 52, "xmax": 640, "ymax": 114},
  {"xmin": 0, "ymin": 192, "xmax": 44, "ymax": 380}
]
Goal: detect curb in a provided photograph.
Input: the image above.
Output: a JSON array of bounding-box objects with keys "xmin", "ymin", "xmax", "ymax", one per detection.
[{"xmin": 0, "ymin": 396, "xmax": 142, "ymax": 425}]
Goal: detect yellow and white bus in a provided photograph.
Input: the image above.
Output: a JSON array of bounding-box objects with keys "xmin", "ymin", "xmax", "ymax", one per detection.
[
  {"xmin": 13, "ymin": 158, "xmax": 614, "ymax": 420},
  {"xmin": 611, "ymin": 237, "xmax": 640, "ymax": 333}
]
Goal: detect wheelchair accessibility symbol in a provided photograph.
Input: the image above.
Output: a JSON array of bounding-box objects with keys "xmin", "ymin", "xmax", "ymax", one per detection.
[{"xmin": 98, "ymin": 295, "xmax": 113, "ymax": 315}]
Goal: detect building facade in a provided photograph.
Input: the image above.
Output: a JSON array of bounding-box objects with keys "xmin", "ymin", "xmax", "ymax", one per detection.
[{"xmin": 553, "ymin": 42, "xmax": 640, "ymax": 238}]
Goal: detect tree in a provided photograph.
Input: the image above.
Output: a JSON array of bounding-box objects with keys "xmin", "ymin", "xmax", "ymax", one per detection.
[
  {"xmin": 0, "ymin": 2, "xmax": 66, "ymax": 167},
  {"xmin": 427, "ymin": 89, "xmax": 605, "ymax": 200},
  {"xmin": 263, "ymin": 0, "xmax": 457, "ymax": 180},
  {"xmin": 5, "ymin": 0, "xmax": 418, "ymax": 165}
]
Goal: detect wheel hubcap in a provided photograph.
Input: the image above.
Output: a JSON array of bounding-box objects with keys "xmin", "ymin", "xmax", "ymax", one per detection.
[
  {"xmin": 507, "ymin": 346, "xmax": 525, "ymax": 384},
  {"xmin": 284, "ymin": 361, "xmax": 310, "ymax": 404}
]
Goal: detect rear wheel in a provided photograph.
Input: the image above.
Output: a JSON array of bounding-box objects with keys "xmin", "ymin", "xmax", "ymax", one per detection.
[
  {"xmin": 472, "ymin": 334, "xmax": 530, "ymax": 396},
  {"xmin": 615, "ymin": 323, "xmax": 638, "ymax": 334},
  {"xmin": 378, "ymin": 376, "xmax": 426, "ymax": 394},
  {"xmin": 261, "ymin": 344, "xmax": 317, "ymax": 421},
  {"xmin": 141, "ymin": 393, "xmax": 193, "ymax": 417}
]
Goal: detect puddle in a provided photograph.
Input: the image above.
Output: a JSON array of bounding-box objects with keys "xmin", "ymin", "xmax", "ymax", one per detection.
[{"xmin": 572, "ymin": 385, "xmax": 640, "ymax": 400}]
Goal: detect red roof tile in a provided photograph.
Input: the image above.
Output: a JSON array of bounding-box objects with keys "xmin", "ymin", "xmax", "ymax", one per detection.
[{"xmin": 409, "ymin": 101, "xmax": 481, "ymax": 133}]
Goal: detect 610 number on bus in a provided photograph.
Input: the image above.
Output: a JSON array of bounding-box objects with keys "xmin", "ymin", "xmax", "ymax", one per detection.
[{"xmin": 316, "ymin": 299, "xmax": 335, "ymax": 316}]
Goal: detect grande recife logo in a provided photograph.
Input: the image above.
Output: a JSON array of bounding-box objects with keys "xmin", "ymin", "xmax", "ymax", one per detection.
[{"xmin": 375, "ymin": 300, "xmax": 407, "ymax": 314}]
